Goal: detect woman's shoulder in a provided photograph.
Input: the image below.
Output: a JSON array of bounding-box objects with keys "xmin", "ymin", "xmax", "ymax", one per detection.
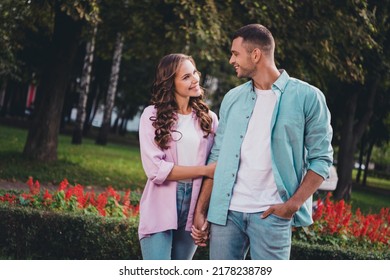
[
  {"xmin": 141, "ymin": 105, "xmax": 156, "ymax": 117},
  {"xmin": 140, "ymin": 105, "xmax": 157, "ymax": 124},
  {"xmin": 208, "ymin": 109, "xmax": 218, "ymax": 120}
]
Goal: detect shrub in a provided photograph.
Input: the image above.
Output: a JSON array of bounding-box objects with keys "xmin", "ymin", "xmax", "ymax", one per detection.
[{"xmin": 0, "ymin": 204, "xmax": 141, "ymax": 259}]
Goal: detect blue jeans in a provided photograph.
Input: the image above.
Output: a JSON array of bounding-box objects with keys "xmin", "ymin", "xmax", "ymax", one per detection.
[
  {"xmin": 210, "ymin": 210, "xmax": 292, "ymax": 260},
  {"xmin": 140, "ymin": 182, "xmax": 197, "ymax": 260}
]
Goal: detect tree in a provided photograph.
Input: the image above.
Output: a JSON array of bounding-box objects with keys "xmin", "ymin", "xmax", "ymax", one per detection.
[
  {"xmin": 23, "ymin": 0, "xmax": 99, "ymax": 161},
  {"xmin": 96, "ymin": 32, "xmax": 124, "ymax": 145},
  {"xmin": 72, "ymin": 24, "xmax": 98, "ymax": 144},
  {"xmin": 332, "ymin": 0, "xmax": 390, "ymax": 199}
]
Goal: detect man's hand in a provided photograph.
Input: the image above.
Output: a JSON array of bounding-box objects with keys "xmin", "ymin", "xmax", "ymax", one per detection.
[
  {"xmin": 262, "ymin": 170, "xmax": 325, "ymax": 219},
  {"xmin": 191, "ymin": 212, "xmax": 209, "ymax": 247},
  {"xmin": 261, "ymin": 201, "xmax": 299, "ymax": 219}
]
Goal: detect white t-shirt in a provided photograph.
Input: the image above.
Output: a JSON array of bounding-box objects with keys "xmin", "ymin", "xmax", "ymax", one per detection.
[
  {"xmin": 229, "ymin": 88, "xmax": 283, "ymax": 213},
  {"xmin": 175, "ymin": 113, "xmax": 200, "ymax": 182}
]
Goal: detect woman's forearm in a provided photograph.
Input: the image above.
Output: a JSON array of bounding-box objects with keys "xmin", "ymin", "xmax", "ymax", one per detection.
[{"xmin": 166, "ymin": 164, "xmax": 214, "ymax": 181}]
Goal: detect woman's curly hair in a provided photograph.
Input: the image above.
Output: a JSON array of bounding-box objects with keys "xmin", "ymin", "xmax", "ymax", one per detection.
[{"xmin": 149, "ymin": 54, "xmax": 213, "ymax": 150}]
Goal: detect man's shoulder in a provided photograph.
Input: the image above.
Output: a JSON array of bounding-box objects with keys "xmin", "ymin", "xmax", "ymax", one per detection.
[
  {"xmin": 287, "ymin": 77, "xmax": 322, "ymax": 95},
  {"xmin": 225, "ymin": 80, "xmax": 252, "ymax": 98}
]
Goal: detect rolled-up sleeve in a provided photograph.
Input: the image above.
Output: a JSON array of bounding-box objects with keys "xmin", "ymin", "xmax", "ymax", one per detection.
[
  {"xmin": 304, "ymin": 89, "xmax": 334, "ymax": 179},
  {"xmin": 207, "ymin": 97, "xmax": 228, "ymax": 164},
  {"xmin": 139, "ymin": 106, "xmax": 174, "ymax": 185}
]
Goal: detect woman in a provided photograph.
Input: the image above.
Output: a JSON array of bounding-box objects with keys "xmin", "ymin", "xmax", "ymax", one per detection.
[{"xmin": 138, "ymin": 54, "xmax": 218, "ymax": 260}]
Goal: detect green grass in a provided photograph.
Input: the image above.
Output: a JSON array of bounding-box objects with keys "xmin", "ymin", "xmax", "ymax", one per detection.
[
  {"xmin": 352, "ymin": 169, "xmax": 390, "ymax": 190},
  {"xmin": 350, "ymin": 189, "xmax": 389, "ymax": 214},
  {"xmin": 0, "ymin": 125, "xmax": 146, "ymax": 190}
]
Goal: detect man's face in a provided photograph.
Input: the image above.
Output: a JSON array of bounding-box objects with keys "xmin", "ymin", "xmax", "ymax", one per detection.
[{"xmin": 229, "ymin": 37, "xmax": 256, "ymax": 79}]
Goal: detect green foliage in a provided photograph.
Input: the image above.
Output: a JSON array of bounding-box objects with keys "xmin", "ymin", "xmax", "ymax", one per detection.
[
  {"xmin": 290, "ymin": 240, "xmax": 389, "ymax": 260},
  {"xmin": 0, "ymin": 204, "xmax": 140, "ymax": 259}
]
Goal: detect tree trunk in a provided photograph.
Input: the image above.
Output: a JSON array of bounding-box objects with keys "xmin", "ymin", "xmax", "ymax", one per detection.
[
  {"xmin": 363, "ymin": 139, "xmax": 375, "ymax": 186},
  {"xmin": 96, "ymin": 33, "xmax": 124, "ymax": 145},
  {"xmin": 84, "ymin": 83, "xmax": 100, "ymax": 134},
  {"xmin": 334, "ymin": 77, "xmax": 379, "ymax": 200},
  {"xmin": 355, "ymin": 134, "xmax": 366, "ymax": 183},
  {"xmin": 72, "ymin": 25, "xmax": 98, "ymax": 144},
  {"xmin": 334, "ymin": 92, "xmax": 358, "ymax": 201},
  {"xmin": 0, "ymin": 79, "xmax": 7, "ymax": 110},
  {"xmin": 119, "ymin": 117, "xmax": 128, "ymax": 136},
  {"xmin": 23, "ymin": 4, "xmax": 83, "ymax": 161}
]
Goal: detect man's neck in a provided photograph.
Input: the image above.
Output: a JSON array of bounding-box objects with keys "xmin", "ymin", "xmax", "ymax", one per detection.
[{"xmin": 252, "ymin": 66, "xmax": 280, "ymax": 90}]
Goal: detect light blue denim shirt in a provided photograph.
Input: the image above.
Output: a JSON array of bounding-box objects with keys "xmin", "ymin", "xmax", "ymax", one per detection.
[{"xmin": 207, "ymin": 70, "xmax": 333, "ymax": 227}]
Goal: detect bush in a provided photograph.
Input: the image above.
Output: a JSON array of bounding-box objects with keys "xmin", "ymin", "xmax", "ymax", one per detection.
[{"xmin": 0, "ymin": 204, "xmax": 141, "ymax": 259}]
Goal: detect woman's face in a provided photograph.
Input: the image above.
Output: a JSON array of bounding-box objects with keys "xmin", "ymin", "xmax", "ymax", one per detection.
[{"xmin": 174, "ymin": 59, "xmax": 201, "ymax": 100}]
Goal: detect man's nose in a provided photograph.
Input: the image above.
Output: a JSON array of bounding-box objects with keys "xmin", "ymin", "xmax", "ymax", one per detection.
[{"xmin": 229, "ymin": 55, "xmax": 235, "ymax": 64}]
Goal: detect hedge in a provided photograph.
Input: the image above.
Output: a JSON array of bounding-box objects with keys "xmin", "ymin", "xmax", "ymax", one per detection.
[
  {"xmin": 0, "ymin": 204, "xmax": 140, "ymax": 259},
  {"xmin": 0, "ymin": 204, "xmax": 388, "ymax": 260}
]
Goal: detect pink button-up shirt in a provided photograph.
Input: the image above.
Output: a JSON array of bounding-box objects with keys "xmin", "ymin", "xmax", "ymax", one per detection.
[{"xmin": 138, "ymin": 105, "xmax": 218, "ymax": 239}]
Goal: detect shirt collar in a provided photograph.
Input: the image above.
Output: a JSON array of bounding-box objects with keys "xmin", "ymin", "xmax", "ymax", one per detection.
[
  {"xmin": 250, "ymin": 69, "xmax": 290, "ymax": 94},
  {"xmin": 272, "ymin": 69, "xmax": 289, "ymax": 93}
]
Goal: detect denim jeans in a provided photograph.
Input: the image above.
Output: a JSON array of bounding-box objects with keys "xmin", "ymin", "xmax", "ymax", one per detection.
[
  {"xmin": 210, "ymin": 210, "xmax": 292, "ymax": 260},
  {"xmin": 140, "ymin": 182, "xmax": 197, "ymax": 260}
]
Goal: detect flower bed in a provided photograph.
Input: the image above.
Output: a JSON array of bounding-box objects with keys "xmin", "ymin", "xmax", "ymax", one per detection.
[
  {"xmin": 0, "ymin": 177, "xmax": 139, "ymax": 219},
  {"xmin": 0, "ymin": 179, "xmax": 389, "ymax": 259},
  {"xmin": 293, "ymin": 193, "xmax": 389, "ymax": 252}
]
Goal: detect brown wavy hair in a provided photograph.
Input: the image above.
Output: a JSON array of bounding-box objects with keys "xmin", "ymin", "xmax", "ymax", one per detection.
[{"xmin": 150, "ymin": 54, "xmax": 213, "ymax": 150}]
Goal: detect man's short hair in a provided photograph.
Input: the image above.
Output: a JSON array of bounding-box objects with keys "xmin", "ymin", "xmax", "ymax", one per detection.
[{"xmin": 232, "ymin": 24, "xmax": 274, "ymax": 55}]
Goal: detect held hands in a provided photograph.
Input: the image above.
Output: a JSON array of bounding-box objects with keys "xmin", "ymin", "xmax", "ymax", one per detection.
[{"xmin": 191, "ymin": 212, "xmax": 210, "ymax": 247}]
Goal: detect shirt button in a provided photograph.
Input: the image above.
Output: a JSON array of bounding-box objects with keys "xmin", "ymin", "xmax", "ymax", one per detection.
[
  {"xmin": 227, "ymin": 193, "xmax": 230, "ymax": 197},
  {"xmin": 232, "ymin": 173, "xmax": 235, "ymax": 177},
  {"xmin": 235, "ymin": 154, "xmax": 239, "ymax": 158},
  {"xmin": 240, "ymin": 135, "xmax": 243, "ymax": 138}
]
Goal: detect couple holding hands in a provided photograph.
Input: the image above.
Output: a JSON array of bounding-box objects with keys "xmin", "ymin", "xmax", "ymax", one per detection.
[{"xmin": 137, "ymin": 24, "xmax": 333, "ymax": 260}]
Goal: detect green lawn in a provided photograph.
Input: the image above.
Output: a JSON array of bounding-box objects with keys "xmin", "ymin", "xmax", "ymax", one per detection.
[
  {"xmin": 0, "ymin": 124, "xmax": 146, "ymax": 190},
  {"xmin": 352, "ymin": 169, "xmax": 390, "ymax": 190}
]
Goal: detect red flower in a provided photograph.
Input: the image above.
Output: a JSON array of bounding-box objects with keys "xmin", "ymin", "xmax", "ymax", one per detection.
[
  {"xmin": 58, "ymin": 179, "xmax": 69, "ymax": 191},
  {"xmin": 26, "ymin": 177, "xmax": 40, "ymax": 195},
  {"xmin": 43, "ymin": 189, "xmax": 52, "ymax": 200}
]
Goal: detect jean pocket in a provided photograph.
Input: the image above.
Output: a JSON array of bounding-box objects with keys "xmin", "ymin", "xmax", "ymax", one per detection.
[{"xmin": 269, "ymin": 213, "xmax": 292, "ymax": 222}]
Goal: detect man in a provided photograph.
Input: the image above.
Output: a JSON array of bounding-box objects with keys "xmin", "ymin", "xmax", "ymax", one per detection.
[{"xmin": 191, "ymin": 24, "xmax": 333, "ymax": 260}]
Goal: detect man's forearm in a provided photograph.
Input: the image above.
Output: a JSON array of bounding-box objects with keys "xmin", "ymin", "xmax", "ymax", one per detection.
[
  {"xmin": 195, "ymin": 177, "xmax": 214, "ymax": 216},
  {"xmin": 286, "ymin": 169, "xmax": 325, "ymax": 211}
]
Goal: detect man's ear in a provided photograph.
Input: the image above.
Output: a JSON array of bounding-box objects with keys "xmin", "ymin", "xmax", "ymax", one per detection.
[{"xmin": 252, "ymin": 48, "xmax": 262, "ymax": 63}]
